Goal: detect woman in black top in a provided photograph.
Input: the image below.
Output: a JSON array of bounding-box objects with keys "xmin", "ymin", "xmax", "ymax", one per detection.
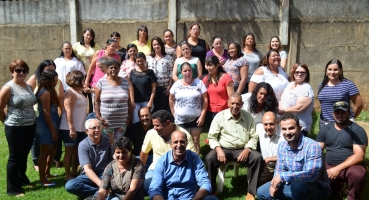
[{"xmin": 176, "ymin": 22, "xmax": 210, "ymax": 75}]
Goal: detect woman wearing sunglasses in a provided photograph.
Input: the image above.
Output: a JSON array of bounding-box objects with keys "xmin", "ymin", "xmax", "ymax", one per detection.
[{"xmin": 0, "ymin": 60, "xmax": 37, "ymax": 197}]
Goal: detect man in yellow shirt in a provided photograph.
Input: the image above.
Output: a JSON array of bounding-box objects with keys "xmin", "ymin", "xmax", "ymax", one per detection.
[
  {"xmin": 205, "ymin": 93, "xmax": 263, "ymax": 200},
  {"xmin": 140, "ymin": 110, "xmax": 196, "ymax": 195}
]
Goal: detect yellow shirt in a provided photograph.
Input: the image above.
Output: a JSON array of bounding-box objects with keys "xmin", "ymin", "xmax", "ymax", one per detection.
[
  {"xmin": 208, "ymin": 109, "xmax": 258, "ymax": 150},
  {"xmin": 72, "ymin": 42, "xmax": 101, "ymax": 69},
  {"xmin": 131, "ymin": 40, "xmax": 152, "ymax": 56},
  {"xmin": 141, "ymin": 125, "xmax": 196, "ymax": 170}
]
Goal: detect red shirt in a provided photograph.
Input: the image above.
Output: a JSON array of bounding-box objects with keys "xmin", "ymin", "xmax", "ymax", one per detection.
[{"xmin": 203, "ymin": 73, "xmax": 233, "ymax": 113}]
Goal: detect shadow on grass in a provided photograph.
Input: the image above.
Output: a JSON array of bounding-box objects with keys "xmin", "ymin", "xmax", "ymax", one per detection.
[{"xmin": 24, "ymin": 173, "xmax": 68, "ymax": 193}]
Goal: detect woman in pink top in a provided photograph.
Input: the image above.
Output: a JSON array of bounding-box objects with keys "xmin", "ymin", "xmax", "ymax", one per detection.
[
  {"xmin": 203, "ymin": 56, "xmax": 234, "ymax": 126},
  {"xmin": 119, "ymin": 44, "xmax": 138, "ymax": 78},
  {"xmin": 84, "ymin": 38, "xmax": 121, "ymax": 88}
]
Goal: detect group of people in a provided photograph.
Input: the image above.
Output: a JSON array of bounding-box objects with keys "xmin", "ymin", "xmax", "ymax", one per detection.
[{"xmin": 0, "ymin": 22, "xmax": 366, "ymax": 200}]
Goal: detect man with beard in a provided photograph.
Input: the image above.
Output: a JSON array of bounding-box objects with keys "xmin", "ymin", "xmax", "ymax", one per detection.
[
  {"xmin": 257, "ymin": 113, "xmax": 330, "ymax": 200},
  {"xmin": 316, "ymin": 101, "xmax": 367, "ymax": 199},
  {"xmin": 205, "ymin": 93, "xmax": 263, "ymax": 200},
  {"xmin": 257, "ymin": 112, "xmax": 284, "ymax": 186},
  {"xmin": 149, "ymin": 131, "xmax": 218, "ymax": 200},
  {"xmin": 125, "ymin": 107, "xmax": 153, "ymax": 170}
]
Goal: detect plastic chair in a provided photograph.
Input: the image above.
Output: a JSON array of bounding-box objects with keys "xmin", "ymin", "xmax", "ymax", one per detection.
[{"xmin": 217, "ymin": 161, "xmax": 241, "ymax": 193}]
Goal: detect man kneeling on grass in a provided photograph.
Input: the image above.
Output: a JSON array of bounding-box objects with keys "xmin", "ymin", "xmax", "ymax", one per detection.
[{"xmin": 65, "ymin": 118, "xmax": 113, "ymax": 199}]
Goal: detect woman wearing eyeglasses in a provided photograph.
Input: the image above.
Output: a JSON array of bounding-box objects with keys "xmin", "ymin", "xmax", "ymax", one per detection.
[
  {"xmin": 0, "ymin": 60, "xmax": 37, "ymax": 197},
  {"xmin": 59, "ymin": 70, "xmax": 88, "ymax": 181},
  {"xmin": 279, "ymin": 63, "xmax": 314, "ymax": 136}
]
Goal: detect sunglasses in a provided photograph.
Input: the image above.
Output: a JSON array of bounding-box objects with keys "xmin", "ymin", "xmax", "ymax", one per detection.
[
  {"xmin": 14, "ymin": 69, "xmax": 29, "ymax": 74},
  {"xmin": 294, "ymin": 71, "xmax": 306, "ymax": 75}
]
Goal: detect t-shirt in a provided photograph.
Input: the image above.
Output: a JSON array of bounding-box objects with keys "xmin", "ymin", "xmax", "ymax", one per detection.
[
  {"xmin": 78, "ymin": 135, "xmax": 113, "ymax": 175},
  {"xmin": 90, "ymin": 50, "xmax": 120, "ymax": 87},
  {"xmin": 316, "ymin": 122, "xmax": 368, "ymax": 166},
  {"xmin": 119, "ymin": 60, "xmax": 137, "ymax": 78},
  {"xmin": 175, "ymin": 57, "xmax": 199, "ymax": 79},
  {"xmin": 242, "ymin": 50, "xmax": 263, "ymax": 82},
  {"xmin": 130, "ymin": 69, "xmax": 157, "ymax": 103},
  {"xmin": 96, "ymin": 77, "xmax": 129, "ymax": 129},
  {"xmin": 147, "ymin": 55, "xmax": 173, "ymax": 87},
  {"xmin": 223, "ymin": 57, "xmax": 249, "ymax": 87},
  {"xmin": 280, "ymin": 82, "xmax": 314, "ymax": 131},
  {"xmin": 170, "ymin": 78, "xmax": 207, "ymax": 124},
  {"xmin": 141, "ymin": 125, "xmax": 196, "ymax": 170},
  {"xmin": 125, "ymin": 122, "xmax": 153, "ymax": 156},
  {"xmin": 54, "ymin": 57, "xmax": 86, "ymax": 90},
  {"xmin": 165, "ymin": 45, "xmax": 177, "ymax": 60},
  {"xmin": 131, "ymin": 40, "xmax": 152, "ymax": 56},
  {"xmin": 249, "ymin": 66, "xmax": 288, "ymax": 101},
  {"xmin": 202, "ymin": 73, "xmax": 233, "ymax": 113},
  {"xmin": 205, "ymin": 49, "xmax": 228, "ymax": 64},
  {"xmin": 181, "ymin": 39, "xmax": 207, "ymax": 73},
  {"xmin": 279, "ymin": 50, "xmax": 287, "ymax": 59},
  {"xmin": 318, "ymin": 79, "xmax": 359, "ymax": 121},
  {"xmin": 72, "ymin": 42, "xmax": 101, "ymax": 69}
]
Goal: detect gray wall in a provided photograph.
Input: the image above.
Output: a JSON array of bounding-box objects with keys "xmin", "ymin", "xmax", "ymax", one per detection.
[{"xmin": 0, "ymin": 0, "xmax": 368, "ymax": 109}]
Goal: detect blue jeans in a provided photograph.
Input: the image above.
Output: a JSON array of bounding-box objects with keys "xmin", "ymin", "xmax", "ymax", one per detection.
[
  {"xmin": 65, "ymin": 173, "xmax": 102, "ymax": 198},
  {"xmin": 144, "ymin": 169, "xmax": 154, "ymax": 196},
  {"xmin": 257, "ymin": 180, "xmax": 329, "ymax": 200}
]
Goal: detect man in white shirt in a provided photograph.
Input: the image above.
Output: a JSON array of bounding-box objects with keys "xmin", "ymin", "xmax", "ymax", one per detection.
[{"xmin": 257, "ymin": 111, "xmax": 284, "ymax": 186}]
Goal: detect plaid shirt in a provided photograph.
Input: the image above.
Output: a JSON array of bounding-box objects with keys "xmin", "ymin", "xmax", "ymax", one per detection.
[{"xmin": 275, "ymin": 134, "xmax": 330, "ymax": 190}]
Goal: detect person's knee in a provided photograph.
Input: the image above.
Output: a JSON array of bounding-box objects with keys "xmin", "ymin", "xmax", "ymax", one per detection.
[
  {"xmin": 65, "ymin": 179, "xmax": 81, "ymax": 193},
  {"xmin": 290, "ymin": 181, "xmax": 309, "ymax": 197},
  {"xmin": 256, "ymin": 182, "xmax": 271, "ymax": 199},
  {"xmin": 347, "ymin": 165, "xmax": 366, "ymax": 184}
]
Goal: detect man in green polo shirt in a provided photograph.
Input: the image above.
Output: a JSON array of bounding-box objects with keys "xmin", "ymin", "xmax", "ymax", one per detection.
[{"xmin": 205, "ymin": 93, "xmax": 263, "ymax": 200}]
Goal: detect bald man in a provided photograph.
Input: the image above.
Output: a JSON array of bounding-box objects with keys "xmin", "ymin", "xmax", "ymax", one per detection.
[
  {"xmin": 257, "ymin": 112, "xmax": 284, "ymax": 186},
  {"xmin": 149, "ymin": 131, "xmax": 218, "ymax": 200}
]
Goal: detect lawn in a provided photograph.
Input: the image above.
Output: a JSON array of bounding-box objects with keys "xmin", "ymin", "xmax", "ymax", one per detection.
[{"xmin": 0, "ymin": 112, "xmax": 368, "ymax": 199}]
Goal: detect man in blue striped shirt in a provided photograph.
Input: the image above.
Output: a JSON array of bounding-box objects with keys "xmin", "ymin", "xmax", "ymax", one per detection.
[{"xmin": 257, "ymin": 113, "xmax": 330, "ymax": 200}]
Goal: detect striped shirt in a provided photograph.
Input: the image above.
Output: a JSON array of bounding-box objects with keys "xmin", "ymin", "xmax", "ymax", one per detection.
[
  {"xmin": 96, "ymin": 77, "xmax": 129, "ymax": 129},
  {"xmin": 318, "ymin": 79, "xmax": 359, "ymax": 121},
  {"xmin": 275, "ymin": 135, "xmax": 330, "ymax": 190}
]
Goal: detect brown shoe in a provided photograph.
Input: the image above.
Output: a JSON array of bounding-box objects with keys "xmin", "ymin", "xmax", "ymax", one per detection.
[{"xmin": 246, "ymin": 193, "xmax": 255, "ymax": 200}]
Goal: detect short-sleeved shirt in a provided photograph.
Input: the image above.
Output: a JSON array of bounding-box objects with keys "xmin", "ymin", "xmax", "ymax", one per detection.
[
  {"xmin": 4, "ymin": 81, "xmax": 37, "ymax": 126},
  {"xmin": 119, "ymin": 60, "xmax": 137, "ymax": 78},
  {"xmin": 131, "ymin": 40, "xmax": 152, "ymax": 56},
  {"xmin": 72, "ymin": 42, "xmax": 101, "ymax": 69},
  {"xmin": 241, "ymin": 93, "xmax": 264, "ymax": 126},
  {"xmin": 78, "ymin": 135, "xmax": 113, "ymax": 175},
  {"xmin": 130, "ymin": 69, "xmax": 157, "ymax": 103},
  {"xmin": 318, "ymin": 79, "xmax": 359, "ymax": 121},
  {"xmin": 202, "ymin": 73, "xmax": 233, "ymax": 113},
  {"xmin": 206, "ymin": 49, "xmax": 228, "ymax": 64},
  {"xmin": 100, "ymin": 158, "xmax": 145, "ymax": 200},
  {"xmin": 316, "ymin": 122, "xmax": 368, "ymax": 166},
  {"xmin": 170, "ymin": 79, "xmax": 207, "ymax": 124},
  {"xmin": 54, "ymin": 57, "xmax": 86, "ymax": 90},
  {"xmin": 90, "ymin": 50, "xmax": 120, "ymax": 87},
  {"xmin": 181, "ymin": 39, "xmax": 207, "ymax": 73},
  {"xmin": 141, "ymin": 125, "xmax": 196, "ymax": 170},
  {"xmin": 280, "ymin": 82, "xmax": 314, "ymax": 131},
  {"xmin": 250, "ymin": 66, "xmax": 289, "ymax": 101},
  {"xmin": 175, "ymin": 57, "xmax": 199, "ymax": 79},
  {"xmin": 223, "ymin": 57, "xmax": 249, "ymax": 87},
  {"xmin": 147, "ymin": 54, "xmax": 173, "ymax": 87},
  {"xmin": 96, "ymin": 77, "xmax": 129, "ymax": 129},
  {"xmin": 125, "ymin": 122, "xmax": 153, "ymax": 156},
  {"xmin": 242, "ymin": 50, "xmax": 263, "ymax": 82},
  {"xmin": 279, "ymin": 50, "xmax": 288, "ymax": 59},
  {"xmin": 165, "ymin": 45, "xmax": 177, "ymax": 60}
]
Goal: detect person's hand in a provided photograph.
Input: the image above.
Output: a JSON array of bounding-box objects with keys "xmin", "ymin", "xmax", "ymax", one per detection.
[
  {"xmin": 219, "ymin": 58, "xmax": 226, "ymax": 66},
  {"xmin": 277, "ymin": 109, "xmax": 285, "ymax": 115},
  {"xmin": 69, "ymin": 129, "xmax": 77, "ymax": 140},
  {"xmin": 215, "ymin": 147, "xmax": 227, "ymax": 163},
  {"xmin": 51, "ymin": 130, "xmax": 58, "ymax": 142},
  {"xmin": 83, "ymin": 81, "xmax": 89, "ymax": 89},
  {"xmin": 197, "ymin": 115, "xmax": 205, "ymax": 127},
  {"xmin": 164, "ymin": 86, "xmax": 170, "ymax": 95},
  {"xmin": 327, "ymin": 166, "xmax": 341, "ymax": 180},
  {"xmin": 270, "ymin": 175, "xmax": 282, "ymax": 197},
  {"xmin": 97, "ymin": 117, "xmax": 110, "ymax": 128},
  {"xmin": 237, "ymin": 148, "xmax": 250, "ymax": 162},
  {"xmin": 147, "ymin": 101, "xmax": 153, "ymax": 111},
  {"xmin": 264, "ymin": 157, "xmax": 271, "ymax": 166}
]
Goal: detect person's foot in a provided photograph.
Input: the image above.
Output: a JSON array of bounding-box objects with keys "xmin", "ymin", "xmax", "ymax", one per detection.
[
  {"xmin": 54, "ymin": 160, "xmax": 62, "ymax": 168},
  {"xmin": 33, "ymin": 165, "xmax": 39, "ymax": 171},
  {"xmin": 15, "ymin": 193, "xmax": 24, "ymax": 197},
  {"xmin": 39, "ymin": 181, "xmax": 56, "ymax": 187},
  {"xmin": 45, "ymin": 174, "xmax": 58, "ymax": 179},
  {"xmin": 246, "ymin": 193, "xmax": 255, "ymax": 200}
]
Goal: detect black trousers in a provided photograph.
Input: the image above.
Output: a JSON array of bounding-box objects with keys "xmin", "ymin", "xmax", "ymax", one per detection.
[
  {"xmin": 5, "ymin": 124, "xmax": 35, "ymax": 195},
  {"xmin": 205, "ymin": 148, "xmax": 263, "ymax": 195}
]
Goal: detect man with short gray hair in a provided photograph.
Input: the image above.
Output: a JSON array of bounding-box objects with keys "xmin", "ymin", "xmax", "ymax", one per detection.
[{"xmin": 65, "ymin": 118, "xmax": 113, "ymax": 199}]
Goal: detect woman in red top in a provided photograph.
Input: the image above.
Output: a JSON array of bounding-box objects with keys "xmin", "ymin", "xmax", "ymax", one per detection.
[{"xmin": 203, "ymin": 56, "xmax": 234, "ymax": 126}]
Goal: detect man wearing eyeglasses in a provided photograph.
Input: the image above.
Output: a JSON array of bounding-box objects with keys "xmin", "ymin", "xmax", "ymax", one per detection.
[{"xmin": 65, "ymin": 118, "xmax": 113, "ymax": 199}]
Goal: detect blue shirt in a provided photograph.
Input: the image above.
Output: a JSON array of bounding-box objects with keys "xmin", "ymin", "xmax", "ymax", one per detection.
[
  {"xmin": 149, "ymin": 150, "xmax": 212, "ymax": 200},
  {"xmin": 275, "ymin": 134, "xmax": 330, "ymax": 190}
]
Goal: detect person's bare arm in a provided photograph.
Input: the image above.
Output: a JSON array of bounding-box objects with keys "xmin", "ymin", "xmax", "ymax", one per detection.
[
  {"xmin": 58, "ymin": 81, "xmax": 65, "ymax": 112},
  {"xmin": 64, "ymin": 90, "xmax": 77, "ymax": 139},
  {"xmin": 351, "ymin": 93, "xmax": 363, "ymax": 118},
  {"xmin": 94, "ymin": 87, "xmax": 109, "ymax": 128},
  {"xmin": 96, "ymin": 188, "xmax": 109, "ymax": 200},
  {"xmin": 280, "ymin": 58, "xmax": 287, "ymax": 69},
  {"xmin": 172, "ymin": 60, "xmax": 179, "ymax": 81},
  {"xmin": 197, "ymin": 60, "xmax": 203, "ymax": 80},
  {"xmin": 192, "ymin": 189, "xmax": 210, "ymax": 200},
  {"xmin": 175, "ymin": 45, "xmax": 182, "ymax": 59},
  {"xmin": 237, "ymin": 65, "xmax": 248, "ymax": 94},
  {"xmin": 0, "ymin": 86, "xmax": 11, "ymax": 123},
  {"xmin": 83, "ymin": 163, "xmax": 101, "ymax": 186},
  {"xmin": 84, "ymin": 51, "xmax": 99, "ymax": 88},
  {"xmin": 122, "ymin": 179, "xmax": 144, "ymax": 200},
  {"xmin": 278, "ymin": 96, "xmax": 312, "ymax": 115},
  {"xmin": 226, "ymin": 81, "xmax": 234, "ymax": 97},
  {"xmin": 248, "ymin": 67, "xmax": 264, "ymax": 93},
  {"xmin": 147, "ymin": 82, "xmax": 157, "ymax": 111},
  {"xmin": 169, "ymin": 93, "xmax": 176, "ymax": 116},
  {"xmin": 197, "ymin": 92, "xmax": 208, "ymax": 127},
  {"xmin": 152, "ymin": 195, "xmax": 165, "ymax": 200},
  {"xmin": 26, "ymin": 75, "xmax": 37, "ymax": 91},
  {"xmin": 39, "ymin": 90, "xmax": 58, "ymax": 141},
  {"xmin": 139, "ymin": 151, "xmax": 148, "ymax": 165}
]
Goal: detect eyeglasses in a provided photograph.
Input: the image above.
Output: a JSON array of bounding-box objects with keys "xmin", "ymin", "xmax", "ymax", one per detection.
[
  {"xmin": 14, "ymin": 69, "xmax": 29, "ymax": 74},
  {"xmin": 88, "ymin": 126, "xmax": 101, "ymax": 130},
  {"xmin": 294, "ymin": 71, "xmax": 306, "ymax": 75}
]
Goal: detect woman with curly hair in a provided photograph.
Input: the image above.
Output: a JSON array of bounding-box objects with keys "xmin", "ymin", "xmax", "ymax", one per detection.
[
  {"xmin": 242, "ymin": 82, "xmax": 278, "ymax": 126},
  {"xmin": 35, "ymin": 69, "xmax": 60, "ymax": 186}
]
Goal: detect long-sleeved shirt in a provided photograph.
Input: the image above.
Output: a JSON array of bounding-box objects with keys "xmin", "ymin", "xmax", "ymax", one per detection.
[
  {"xmin": 275, "ymin": 134, "xmax": 330, "ymax": 190},
  {"xmin": 208, "ymin": 109, "xmax": 258, "ymax": 150},
  {"xmin": 149, "ymin": 150, "xmax": 212, "ymax": 200}
]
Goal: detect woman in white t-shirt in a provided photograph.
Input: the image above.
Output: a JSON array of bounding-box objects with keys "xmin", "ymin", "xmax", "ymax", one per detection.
[
  {"xmin": 267, "ymin": 36, "xmax": 288, "ymax": 69},
  {"xmin": 55, "ymin": 41, "xmax": 86, "ymax": 90},
  {"xmin": 169, "ymin": 62, "xmax": 208, "ymax": 154},
  {"xmin": 279, "ymin": 63, "xmax": 314, "ymax": 136}
]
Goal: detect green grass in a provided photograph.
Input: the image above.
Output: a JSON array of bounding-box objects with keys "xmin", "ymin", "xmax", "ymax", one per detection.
[
  {"xmin": 0, "ymin": 112, "xmax": 368, "ymax": 199},
  {"xmin": 357, "ymin": 111, "xmax": 369, "ymax": 123}
]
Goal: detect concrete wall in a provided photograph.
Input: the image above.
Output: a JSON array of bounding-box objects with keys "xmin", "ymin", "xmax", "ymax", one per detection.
[{"xmin": 0, "ymin": 0, "xmax": 368, "ymax": 109}]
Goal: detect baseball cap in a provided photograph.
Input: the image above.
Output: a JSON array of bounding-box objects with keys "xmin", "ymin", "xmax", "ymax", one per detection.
[{"xmin": 333, "ymin": 101, "xmax": 350, "ymax": 112}]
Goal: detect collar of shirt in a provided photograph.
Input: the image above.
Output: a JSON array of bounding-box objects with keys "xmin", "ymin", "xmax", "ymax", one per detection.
[
  {"xmin": 87, "ymin": 135, "xmax": 108, "ymax": 147},
  {"xmin": 225, "ymin": 109, "xmax": 246, "ymax": 122},
  {"xmin": 168, "ymin": 150, "xmax": 189, "ymax": 166},
  {"xmin": 286, "ymin": 132, "xmax": 304, "ymax": 151}
]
